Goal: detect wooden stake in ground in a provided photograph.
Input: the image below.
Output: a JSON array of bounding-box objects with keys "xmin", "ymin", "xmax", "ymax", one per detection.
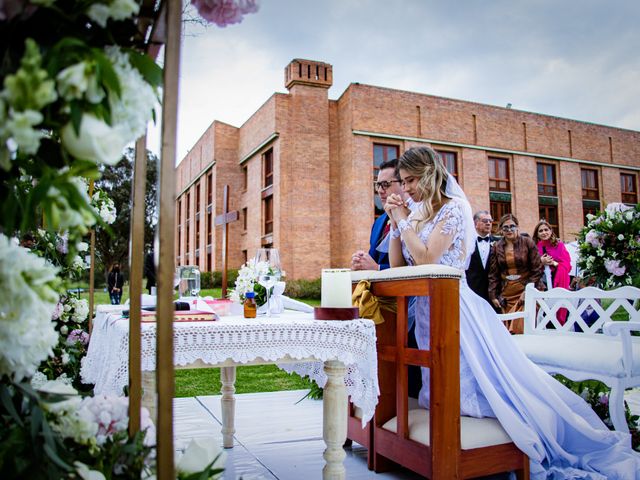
[{"xmin": 214, "ymin": 184, "xmax": 239, "ymax": 298}]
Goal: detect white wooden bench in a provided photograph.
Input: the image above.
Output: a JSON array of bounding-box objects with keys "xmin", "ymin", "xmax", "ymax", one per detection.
[{"xmin": 502, "ymin": 284, "xmax": 640, "ymax": 433}]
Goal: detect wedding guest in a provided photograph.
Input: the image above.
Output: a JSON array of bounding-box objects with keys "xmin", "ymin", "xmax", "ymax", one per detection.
[
  {"xmin": 533, "ymin": 220, "xmax": 572, "ymax": 325},
  {"xmin": 488, "ymin": 214, "xmax": 543, "ymax": 334},
  {"xmin": 144, "ymin": 250, "xmax": 156, "ymax": 294},
  {"xmin": 465, "ymin": 210, "xmax": 499, "ymax": 310},
  {"xmin": 385, "ymin": 146, "xmax": 639, "ymax": 478},
  {"xmin": 107, "ymin": 262, "xmax": 124, "ymax": 305}
]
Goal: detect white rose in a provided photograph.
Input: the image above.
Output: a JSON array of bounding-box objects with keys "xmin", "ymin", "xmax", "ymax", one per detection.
[
  {"xmin": 60, "ymin": 325, "xmax": 68, "ymax": 335},
  {"xmin": 176, "ymin": 437, "xmax": 225, "ymax": 475},
  {"xmin": 87, "ymin": 0, "xmax": 139, "ymax": 27},
  {"xmin": 61, "ymin": 114, "xmax": 127, "ymax": 165},
  {"xmin": 618, "ymin": 234, "xmax": 625, "ymax": 241},
  {"xmin": 77, "ymin": 242, "xmax": 89, "ymax": 252},
  {"xmin": 625, "ymin": 211, "xmax": 634, "ymax": 221},
  {"xmin": 74, "ymin": 462, "xmax": 106, "ymax": 480}
]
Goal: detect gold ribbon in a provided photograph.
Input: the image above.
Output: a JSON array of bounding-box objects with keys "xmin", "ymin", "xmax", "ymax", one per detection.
[{"xmin": 351, "ymin": 280, "xmax": 397, "ymax": 324}]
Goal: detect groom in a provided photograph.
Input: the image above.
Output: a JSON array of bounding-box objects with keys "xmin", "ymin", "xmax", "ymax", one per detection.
[
  {"xmin": 351, "ymin": 159, "xmax": 404, "ymax": 271},
  {"xmin": 466, "ymin": 210, "xmax": 499, "ymax": 310}
]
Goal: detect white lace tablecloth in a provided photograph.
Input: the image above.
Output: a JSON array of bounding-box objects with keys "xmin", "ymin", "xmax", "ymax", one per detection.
[{"xmin": 81, "ymin": 308, "xmax": 379, "ymax": 422}]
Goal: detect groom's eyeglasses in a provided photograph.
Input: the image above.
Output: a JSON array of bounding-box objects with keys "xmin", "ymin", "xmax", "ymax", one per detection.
[{"xmin": 374, "ymin": 180, "xmax": 401, "ymax": 191}]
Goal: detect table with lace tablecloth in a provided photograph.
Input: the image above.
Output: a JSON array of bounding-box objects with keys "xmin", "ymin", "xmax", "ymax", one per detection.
[{"xmin": 81, "ymin": 309, "xmax": 379, "ymax": 479}]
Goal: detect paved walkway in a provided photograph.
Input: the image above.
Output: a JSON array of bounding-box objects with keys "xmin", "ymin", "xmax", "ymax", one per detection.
[{"xmin": 173, "ymin": 388, "xmax": 640, "ymax": 480}]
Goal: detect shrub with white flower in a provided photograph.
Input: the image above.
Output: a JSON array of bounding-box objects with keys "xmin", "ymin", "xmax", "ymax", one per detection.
[
  {"xmin": 577, "ymin": 202, "xmax": 640, "ymax": 289},
  {"xmin": 176, "ymin": 437, "xmax": 226, "ymax": 479},
  {"xmin": 0, "ymin": 234, "xmax": 60, "ymax": 381}
]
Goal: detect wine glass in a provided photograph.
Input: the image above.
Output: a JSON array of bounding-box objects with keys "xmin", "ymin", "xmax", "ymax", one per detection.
[{"xmin": 254, "ymin": 248, "xmax": 281, "ymax": 317}]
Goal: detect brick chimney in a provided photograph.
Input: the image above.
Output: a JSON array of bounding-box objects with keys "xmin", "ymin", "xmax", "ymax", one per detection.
[{"xmin": 284, "ymin": 59, "xmax": 333, "ymax": 91}]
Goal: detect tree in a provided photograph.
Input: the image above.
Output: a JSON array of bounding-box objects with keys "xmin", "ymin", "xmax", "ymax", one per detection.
[{"xmin": 94, "ymin": 148, "xmax": 158, "ymax": 282}]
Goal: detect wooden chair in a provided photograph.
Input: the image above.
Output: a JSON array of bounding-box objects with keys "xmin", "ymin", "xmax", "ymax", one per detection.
[{"xmin": 352, "ymin": 265, "xmax": 530, "ymax": 479}]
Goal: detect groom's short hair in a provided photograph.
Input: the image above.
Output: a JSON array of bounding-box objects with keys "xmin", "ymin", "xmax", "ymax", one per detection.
[{"xmin": 379, "ymin": 159, "xmax": 400, "ymax": 180}]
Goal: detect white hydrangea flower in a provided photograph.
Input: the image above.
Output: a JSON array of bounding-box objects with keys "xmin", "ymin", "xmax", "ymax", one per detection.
[
  {"xmin": 71, "ymin": 297, "xmax": 89, "ymax": 322},
  {"xmin": 77, "ymin": 241, "xmax": 89, "ymax": 252},
  {"xmin": 0, "ymin": 234, "xmax": 59, "ymax": 381},
  {"xmin": 30, "ymin": 371, "xmax": 48, "ymax": 390}
]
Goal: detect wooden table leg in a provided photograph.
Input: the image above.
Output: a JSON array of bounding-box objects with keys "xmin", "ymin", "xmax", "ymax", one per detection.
[
  {"xmin": 322, "ymin": 360, "xmax": 347, "ymax": 480},
  {"xmin": 221, "ymin": 366, "xmax": 236, "ymax": 448}
]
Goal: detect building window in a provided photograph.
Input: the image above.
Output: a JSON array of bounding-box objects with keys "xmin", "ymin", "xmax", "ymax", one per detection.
[
  {"xmin": 490, "ymin": 201, "xmax": 511, "ymax": 231},
  {"xmin": 207, "ymin": 208, "xmax": 212, "ymax": 245},
  {"xmin": 242, "ymin": 165, "xmax": 248, "ymax": 191},
  {"xmin": 373, "ymin": 143, "xmax": 400, "ymax": 216},
  {"xmin": 488, "ymin": 156, "xmax": 510, "ymax": 191},
  {"xmin": 581, "ymin": 169, "xmax": 600, "ymax": 224},
  {"xmin": 621, "ymin": 173, "xmax": 638, "ymax": 204},
  {"xmin": 263, "ymin": 149, "xmax": 273, "ymax": 188},
  {"xmin": 185, "ymin": 192, "xmax": 190, "ymax": 259},
  {"xmin": 242, "ymin": 249, "xmax": 247, "ymax": 265},
  {"xmin": 207, "ymin": 246, "xmax": 212, "ymax": 272},
  {"xmin": 537, "ymin": 162, "xmax": 559, "ymax": 235},
  {"xmin": 539, "ymin": 205, "xmax": 559, "ymax": 234},
  {"xmin": 537, "ymin": 163, "xmax": 557, "ymax": 196},
  {"xmin": 195, "ymin": 184, "xmax": 201, "ymax": 251},
  {"xmin": 242, "ymin": 207, "xmax": 247, "ymax": 231},
  {"xmin": 207, "ymin": 172, "xmax": 213, "ymax": 206},
  {"xmin": 264, "ymin": 195, "xmax": 273, "ymax": 235},
  {"xmin": 488, "ymin": 156, "xmax": 511, "ymax": 231},
  {"xmin": 436, "ymin": 150, "xmax": 458, "ymax": 180},
  {"xmin": 195, "ymin": 183, "xmax": 201, "ymax": 213}
]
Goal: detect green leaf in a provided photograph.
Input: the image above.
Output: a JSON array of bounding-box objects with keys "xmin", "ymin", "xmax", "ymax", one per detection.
[
  {"xmin": 42, "ymin": 442, "xmax": 72, "ymax": 471},
  {"xmin": 127, "ymin": 49, "xmax": 163, "ymax": 88},
  {"xmin": 93, "ymin": 49, "xmax": 121, "ymax": 98},
  {"xmin": 0, "ymin": 384, "xmax": 23, "ymax": 426},
  {"xmin": 70, "ymin": 101, "xmax": 83, "ymax": 135}
]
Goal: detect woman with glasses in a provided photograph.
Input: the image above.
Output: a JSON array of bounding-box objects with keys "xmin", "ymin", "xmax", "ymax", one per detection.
[
  {"xmin": 384, "ymin": 146, "xmax": 638, "ymax": 479},
  {"xmin": 488, "ymin": 214, "xmax": 543, "ymax": 334}
]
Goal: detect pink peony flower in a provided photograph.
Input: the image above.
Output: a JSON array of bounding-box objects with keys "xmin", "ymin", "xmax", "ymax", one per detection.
[
  {"xmin": 585, "ymin": 230, "xmax": 603, "ymax": 248},
  {"xmin": 66, "ymin": 329, "xmax": 90, "ymax": 347},
  {"xmin": 191, "ymin": 0, "xmax": 259, "ymax": 27},
  {"xmin": 604, "ymin": 259, "xmax": 626, "ymax": 276}
]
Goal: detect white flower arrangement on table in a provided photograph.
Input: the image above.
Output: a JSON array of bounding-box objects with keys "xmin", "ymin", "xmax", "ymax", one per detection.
[
  {"xmin": 0, "ymin": 233, "xmax": 60, "ymax": 381},
  {"xmin": 229, "ymin": 258, "xmax": 284, "ymax": 306},
  {"xmin": 577, "ymin": 202, "xmax": 640, "ymax": 289}
]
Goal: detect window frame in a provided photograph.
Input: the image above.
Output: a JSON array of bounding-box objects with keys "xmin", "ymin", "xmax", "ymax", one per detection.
[
  {"xmin": 536, "ymin": 162, "xmax": 557, "ymax": 196},
  {"xmin": 621, "ymin": 172, "xmax": 638, "ymax": 204},
  {"xmin": 488, "ymin": 156, "xmax": 510, "ymax": 192}
]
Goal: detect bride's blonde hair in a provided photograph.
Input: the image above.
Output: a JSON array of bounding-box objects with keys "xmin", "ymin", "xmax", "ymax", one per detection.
[{"xmin": 397, "ymin": 147, "xmax": 450, "ymax": 225}]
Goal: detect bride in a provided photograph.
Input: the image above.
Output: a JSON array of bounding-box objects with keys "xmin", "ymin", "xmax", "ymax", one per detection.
[{"xmin": 384, "ymin": 146, "xmax": 639, "ymax": 479}]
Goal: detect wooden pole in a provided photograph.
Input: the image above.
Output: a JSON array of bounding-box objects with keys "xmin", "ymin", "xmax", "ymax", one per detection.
[
  {"xmin": 128, "ymin": 134, "xmax": 147, "ymax": 436},
  {"xmin": 156, "ymin": 0, "xmax": 181, "ymax": 476},
  {"xmin": 88, "ymin": 180, "xmax": 95, "ymax": 334}
]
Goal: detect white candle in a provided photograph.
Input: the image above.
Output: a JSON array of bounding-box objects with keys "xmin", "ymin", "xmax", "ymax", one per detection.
[{"xmin": 321, "ymin": 268, "xmax": 353, "ymax": 308}]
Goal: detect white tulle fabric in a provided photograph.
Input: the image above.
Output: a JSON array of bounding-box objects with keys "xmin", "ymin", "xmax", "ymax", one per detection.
[
  {"xmin": 81, "ymin": 309, "xmax": 379, "ymax": 423},
  {"xmin": 444, "ymin": 173, "xmax": 476, "ymax": 270}
]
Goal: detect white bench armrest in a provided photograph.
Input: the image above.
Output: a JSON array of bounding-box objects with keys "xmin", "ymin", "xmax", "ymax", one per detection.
[
  {"xmin": 602, "ymin": 321, "xmax": 640, "ymax": 378},
  {"xmin": 602, "ymin": 321, "xmax": 640, "ymax": 336},
  {"xmin": 497, "ymin": 312, "xmax": 525, "ymax": 322}
]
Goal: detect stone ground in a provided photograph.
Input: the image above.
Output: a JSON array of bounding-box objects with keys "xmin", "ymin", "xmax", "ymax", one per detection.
[{"xmin": 173, "ymin": 388, "xmax": 640, "ymax": 480}]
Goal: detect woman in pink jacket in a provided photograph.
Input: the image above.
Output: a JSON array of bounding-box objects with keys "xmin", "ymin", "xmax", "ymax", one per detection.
[{"xmin": 533, "ymin": 220, "xmax": 571, "ymax": 324}]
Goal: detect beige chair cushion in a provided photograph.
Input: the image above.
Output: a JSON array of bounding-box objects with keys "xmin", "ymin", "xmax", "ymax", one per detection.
[
  {"xmin": 353, "ymin": 397, "xmax": 420, "ymax": 420},
  {"xmin": 351, "ymin": 265, "xmax": 462, "ymax": 283},
  {"xmin": 382, "ymin": 408, "xmax": 513, "ymax": 450}
]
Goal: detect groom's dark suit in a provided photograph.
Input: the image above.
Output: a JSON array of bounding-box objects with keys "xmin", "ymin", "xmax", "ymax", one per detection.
[
  {"xmin": 466, "ymin": 235, "xmax": 499, "ymax": 310},
  {"xmin": 368, "ymin": 213, "xmax": 391, "ymax": 270}
]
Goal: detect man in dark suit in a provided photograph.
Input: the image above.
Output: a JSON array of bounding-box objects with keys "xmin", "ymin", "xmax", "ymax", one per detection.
[
  {"xmin": 466, "ymin": 210, "xmax": 499, "ymax": 310},
  {"xmin": 351, "ymin": 159, "xmax": 404, "ymax": 271}
]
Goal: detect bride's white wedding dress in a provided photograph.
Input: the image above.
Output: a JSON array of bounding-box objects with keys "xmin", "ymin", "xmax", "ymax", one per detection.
[{"xmin": 402, "ymin": 199, "xmax": 640, "ymax": 479}]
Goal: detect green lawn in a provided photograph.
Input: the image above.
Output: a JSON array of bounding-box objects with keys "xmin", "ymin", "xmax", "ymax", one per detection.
[{"xmin": 80, "ymin": 285, "xmax": 320, "ymax": 397}]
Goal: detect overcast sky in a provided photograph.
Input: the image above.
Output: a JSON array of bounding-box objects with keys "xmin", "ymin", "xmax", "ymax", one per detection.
[{"xmin": 148, "ymin": 0, "xmax": 640, "ymax": 162}]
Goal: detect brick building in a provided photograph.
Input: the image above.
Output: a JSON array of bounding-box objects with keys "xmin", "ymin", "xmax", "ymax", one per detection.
[{"xmin": 175, "ymin": 58, "xmax": 640, "ymax": 280}]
